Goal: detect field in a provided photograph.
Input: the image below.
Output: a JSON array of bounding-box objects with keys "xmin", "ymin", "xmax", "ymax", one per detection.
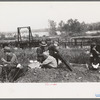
[{"xmin": 1, "ymin": 47, "xmax": 100, "ymax": 83}]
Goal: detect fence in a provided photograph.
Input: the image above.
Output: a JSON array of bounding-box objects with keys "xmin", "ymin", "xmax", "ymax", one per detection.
[{"xmin": 59, "ymin": 41, "xmax": 91, "ymax": 48}]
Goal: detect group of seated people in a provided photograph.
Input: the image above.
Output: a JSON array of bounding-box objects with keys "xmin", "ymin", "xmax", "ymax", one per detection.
[
  {"xmin": 0, "ymin": 40, "xmax": 75, "ymax": 82},
  {"xmin": 36, "ymin": 41, "xmax": 59, "ymax": 69},
  {"xmin": 36, "ymin": 40, "xmax": 72, "ymax": 71},
  {"xmin": 38, "ymin": 40, "xmax": 100, "ymax": 71},
  {"xmin": 0, "ymin": 40, "xmax": 60, "ymax": 82}
]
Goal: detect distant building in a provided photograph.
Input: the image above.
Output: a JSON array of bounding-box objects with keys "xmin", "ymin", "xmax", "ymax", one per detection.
[
  {"xmin": 32, "ymin": 32, "xmax": 49, "ymax": 37},
  {"xmin": 86, "ymin": 30, "xmax": 100, "ymax": 35},
  {"xmin": 32, "ymin": 31, "xmax": 61, "ymax": 37},
  {"xmin": 56, "ymin": 31, "xmax": 61, "ymax": 35}
]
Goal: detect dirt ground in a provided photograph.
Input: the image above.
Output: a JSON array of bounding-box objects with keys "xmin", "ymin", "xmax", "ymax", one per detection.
[
  {"xmin": 0, "ymin": 47, "xmax": 99, "ymax": 83},
  {"xmin": 15, "ymin": 63, "xmax": 100, "ymax": 83}
]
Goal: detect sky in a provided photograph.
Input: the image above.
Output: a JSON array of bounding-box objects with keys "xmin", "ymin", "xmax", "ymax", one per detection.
[{"xmin": 0, "ymin": 2, "xmax": 100, "ymax": 32}]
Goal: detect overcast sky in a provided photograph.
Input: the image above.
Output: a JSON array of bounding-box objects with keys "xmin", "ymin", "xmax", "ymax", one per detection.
[{"xmin": 0, "ymin": 2, "xmax": 100, "ymax": 32}]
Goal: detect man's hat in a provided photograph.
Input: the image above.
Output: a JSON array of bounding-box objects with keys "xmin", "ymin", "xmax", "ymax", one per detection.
[
  {"xmin": 4, "ymin": 46, "xmax": 11, "ymax": 52},
  {"xmin": 39, "ymin": 41, "xmax": 47, "ymax": 46}
]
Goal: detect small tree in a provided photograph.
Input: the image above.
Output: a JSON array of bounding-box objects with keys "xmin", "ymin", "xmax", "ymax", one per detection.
[
  {"xmin": 58, "ymin": 20, "xmax": 65, "ymax": 32},
  {"xmin": 34, "ymin": 34, "xmax": 39, "ymax": 37},
  {"xmin": 0, "ymin": 34, "xmax": 5, "ymax": 39},
  {"xmin": 48, "ymin": 20, "xmax": 57, "ymax": 36}
]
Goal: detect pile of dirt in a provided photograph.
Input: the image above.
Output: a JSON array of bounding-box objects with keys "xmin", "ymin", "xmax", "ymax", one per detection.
[{"xmin": 16, "ymin": 64, "xmax": 100, "ymax": 83}]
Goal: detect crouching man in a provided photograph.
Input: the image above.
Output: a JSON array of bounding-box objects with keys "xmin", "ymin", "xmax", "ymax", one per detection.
[
  {"xmin": 1, "ymin": 46, "xmax": 23, "ymax": 82},
  {"xmin": 89, "ymin": 42, "xmax": 100, "ymax": 70},
  {"xmin": 40, "ymin": 51, "xmax": 57, "ymax": 69}
]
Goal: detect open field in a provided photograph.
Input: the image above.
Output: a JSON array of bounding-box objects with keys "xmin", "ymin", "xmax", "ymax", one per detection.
[
  {"xmin": 0, "ymin": 47, "xmax": 100, "ymax": 83},
  {"xmin": 13, "ymin": 47, "xmax": 90, "ymax": 65},
  {"xmin": 16, "ymin": 65, "xmax": 100, "ymax": 82}
]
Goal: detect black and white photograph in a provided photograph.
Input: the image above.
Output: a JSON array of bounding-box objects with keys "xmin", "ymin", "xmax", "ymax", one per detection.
[
  {"xmin": 0, "ymin": 1, "xmax": 100, "ymax": 83},
  {"xmin": 0, "ymin": 1, "xmax": 100, "ymax": 98}
]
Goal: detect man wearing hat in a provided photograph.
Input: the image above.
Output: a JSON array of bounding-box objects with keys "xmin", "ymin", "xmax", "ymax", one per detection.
[
  {"xmin": 36, "ymin": 41, "xmax": 48, "ymax": 63},
  {"xmin": 1, "ymin": 46, "xmax": 21, "ymax": 82}
]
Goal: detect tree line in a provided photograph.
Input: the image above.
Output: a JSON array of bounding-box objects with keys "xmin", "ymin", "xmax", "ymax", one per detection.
[{"xmin": 48, "ymin": 19, "xmax": 100, "ymax": 38}]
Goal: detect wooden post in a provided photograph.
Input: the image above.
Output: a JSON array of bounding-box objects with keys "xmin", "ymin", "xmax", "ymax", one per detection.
[
  {"xmin": 81, "ymin": 41, "xmax": 83, "ymax": 48},
  {"xmin": 74, "ymin": 39, "xmax": 77, "ymax": 47}
]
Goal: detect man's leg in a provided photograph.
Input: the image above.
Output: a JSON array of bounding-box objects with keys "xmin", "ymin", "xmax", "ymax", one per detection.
[
  {"xmin": 14, "ymin": 68, "xmax": 23, "ymax": 80},
  {"xmin": 8, "ymin": 67, "xmax": 19, "ymax": 82},
  {"xmin": 88, "ymin": 57, "xmax": 94, "ymax": 70},
  {"xmin": 1, "ymin": 66, "xmax": 10, "ymax": 82}
]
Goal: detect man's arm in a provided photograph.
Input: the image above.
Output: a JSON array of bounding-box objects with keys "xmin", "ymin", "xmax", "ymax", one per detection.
[
  {"xmin": 10, "ymin": 54, "xmax": 18, "ymax": 64},
  {"xmin": 37, "ymin": 48, "xmax": 44, "ymax": 57},
  {"xmin": 41, "ymin": 57, "xmax": 51, "ymax": 66},
  {"xmin": 1, "ymin": 57, "xmax": 11, "ymax": 66},
  {"xmin": 1, "ymin": 54, "xmax": 18, "ymax": 65},
  {"xmin": 93, "ymin": 46, "xmax": 100, "ymax": 54},
  {"xmin": 1, "ymin": 58, "xmax": 7, "ymax": 63}
]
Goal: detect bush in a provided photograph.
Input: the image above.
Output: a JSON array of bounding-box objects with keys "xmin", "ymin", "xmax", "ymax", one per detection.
[
  {"xmin": 15, "ymin": 47, "xmax": 90, "ymax": 65},
  {"xmin": 59, "ymin": 48, "xmax": 90, "ymax": 64},
  {"xmin": 14, "ymin": 48, "xmax": 37, "ymax": 66},
  {"xmin": 0, "ymin": 47, "xmax": 90, "ymax": 66}
]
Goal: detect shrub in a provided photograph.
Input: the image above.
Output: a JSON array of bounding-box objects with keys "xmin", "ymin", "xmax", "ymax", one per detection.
[{"xmin": 59, "ymin": 48, "xmax": 90, "ymax": 64}]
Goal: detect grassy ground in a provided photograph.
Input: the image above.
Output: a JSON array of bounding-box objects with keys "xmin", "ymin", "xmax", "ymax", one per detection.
[
  {"xmin": 59, "ymin": 47, "xmax": 90, "ymax": 64},
  {"xmin": 14, "ymin": 47, "xmax": 90, "ymax": 65},
  {"xmin": 1, "ymin": 47, "xmax": 100, "ymax": 83}
]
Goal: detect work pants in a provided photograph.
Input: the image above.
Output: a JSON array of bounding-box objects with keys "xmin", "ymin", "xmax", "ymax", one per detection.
[{"xmin": 1, "ymin": 66, "xmax": 23, "ymax": 82}]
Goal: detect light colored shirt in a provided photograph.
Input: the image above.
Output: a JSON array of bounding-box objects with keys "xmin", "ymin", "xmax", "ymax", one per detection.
[
  {"xmin": 42, "ymin": 55, "xmax": 57, "ymax": 68},
  {"xmin": 10, "ymin": 53, "xmax": 18, "ymax": 65}
]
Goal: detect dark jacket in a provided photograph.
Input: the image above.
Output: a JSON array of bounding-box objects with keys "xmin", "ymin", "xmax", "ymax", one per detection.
[
  {"xmin": 90, "ymin": 44, "xmax": 100, "ymax": 58},
  {"xmin": 48, "ymin": 45, "xmax": 59, "ymax": 55},
  {"xmin": 48, "ymin": 44, "xmax": 59, "ymax": 63},
  {"xmin": 48, "ymin": 44, "xmax": 72, "ymax": 71},
  {"xmin": 36, "ymin": 47, "xmax": 47, "ymax": 63}
]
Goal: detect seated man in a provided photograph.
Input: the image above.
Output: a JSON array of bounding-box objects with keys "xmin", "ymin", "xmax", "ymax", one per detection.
[
  {"xmin": 48, "ymin": 41, "xmax": 59, "ymax": 64},
  {"xmin": 40, "ymin": 52, "xmax": 57, "ymax": 69},
  {"xmin": 1, "ymin": 46, "xmax": 23, "ymax": 82},
  {"xmin": 48, "ymin": 41, "xmax": 72, "ymax": 71},
  {"xmin": 36, "ymin": 41, "xmax": 48, "ymax": 63},
  {"xmin": 89, "ymin": 42, "xmax": 100, "ymax": 70}
]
